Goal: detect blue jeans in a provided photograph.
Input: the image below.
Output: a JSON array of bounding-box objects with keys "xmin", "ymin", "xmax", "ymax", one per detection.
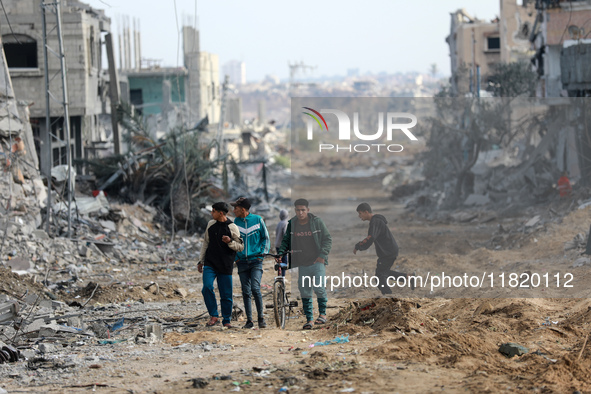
[
  {"xmin": 237, "ymin": 259, "xmax": 264, "ymax": 322},
  {"xmin": 201, "ymin": 266, "xmax": 233, "ymax": 325}
]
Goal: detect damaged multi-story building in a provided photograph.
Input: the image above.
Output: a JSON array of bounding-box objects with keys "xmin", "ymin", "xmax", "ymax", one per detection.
[
  {"xmin": 121, "ymin": 25, "xmax": 220, "ymax": 139},
  {"xmin": 1, "ymin": 0, "xmax": 221, "ymax": 177},
  {"xmin": 445, "ymin": 0, "xmax": 590, "ymax": 191},
  {"xmin": 447, "ymin": 0, "xmax": 537, "ymax": 95},
  {"xmin": 1, "ymin": 0, "xmax": 116, "ymax": 174},
  {"xmin": 530, "ymin": 0, "xmax": 591, "ymax": 97}
]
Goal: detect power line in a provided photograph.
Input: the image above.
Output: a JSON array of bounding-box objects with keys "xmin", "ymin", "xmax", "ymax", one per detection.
[
  {"xmin": 0, "ymin": 0, "xmax": 21, "ymax": 44},
  {"xmin": 558, "ymin": 0, "xmax": 573, "ymax": 45}
]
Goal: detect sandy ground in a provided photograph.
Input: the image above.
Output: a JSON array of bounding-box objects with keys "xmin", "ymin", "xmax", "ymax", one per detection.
[{"xmin": 1, "ymin": 176, "xmax": 591, "ymax": 393}]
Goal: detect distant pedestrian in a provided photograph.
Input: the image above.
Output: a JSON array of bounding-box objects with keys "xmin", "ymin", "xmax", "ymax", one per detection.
[
  {"xmin": 275, "ymin": 209, "xmax": 289, "ymax": 276},
  {"xmin": 198, "ymin": 202, "xmax": 244, "ymax": 328},
  {"xmin": 232, "ymin": 197, "xmax": 271, "ymax": 329},
  {"xmin": 277, "ymin": 198, "xmax": 332, "ymax": 330},
  {"xmin": 354, "ymin": 202, "xmax": 414, "ymax": 294}
]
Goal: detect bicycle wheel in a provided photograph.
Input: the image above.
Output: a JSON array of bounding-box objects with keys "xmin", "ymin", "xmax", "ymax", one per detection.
[{"xmin": 273, "ymin": 280, "xmax": 286, "ymax": 329}]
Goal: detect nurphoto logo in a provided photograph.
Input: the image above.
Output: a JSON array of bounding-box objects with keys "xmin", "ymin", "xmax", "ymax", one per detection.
[{"xmin": 302, "ymin": 107, "xmax": 418, "ymax": 153}]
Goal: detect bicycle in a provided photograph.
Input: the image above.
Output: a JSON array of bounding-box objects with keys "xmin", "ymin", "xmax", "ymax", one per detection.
[{"xmin": 255, "ymin": 252, "xmax": 298, "ymax": 329}]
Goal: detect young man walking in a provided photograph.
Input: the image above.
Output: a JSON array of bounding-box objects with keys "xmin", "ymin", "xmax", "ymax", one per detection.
[
  {"xmin": 231, "ymin": 197, "xmax": 270, "ymax": 329},
  {"xmin": 277, "ymin": 198, "xmax": 332, "ymax": 330},
  {"xmin": 198, "ymin": 202, "xmax": 244, "ymax": 328},
  {"xmin": 354, "ymin": 202, "xmax": 414, "ymax": 294}
]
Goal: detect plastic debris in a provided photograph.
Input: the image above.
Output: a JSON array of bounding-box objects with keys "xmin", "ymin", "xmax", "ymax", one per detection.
[
  {"xmin": 107, "ymin": 318, "xmax": 124, "ymax": 332},
  {"xmin": 311, "ymin": 335, "xmax": 349, "ymax": 347}
]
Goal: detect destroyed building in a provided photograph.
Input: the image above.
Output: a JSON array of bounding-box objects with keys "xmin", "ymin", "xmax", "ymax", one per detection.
[
  {"xmin": 122, "ymin": 26, "xmax": 220, "ymax": 136},
  {"xmin": 0, "ymin": 0, "xmax": 117, "ymax": 174},
  {"xmin": 447, "ymin": 0, "xmax": 537, "ymax": 95},
  {"xmin": 530, "ymin": 0, "xmax": 591, "ymax": 97}
]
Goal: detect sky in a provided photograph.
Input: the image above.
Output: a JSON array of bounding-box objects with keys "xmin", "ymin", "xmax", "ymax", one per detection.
[{"xmin": 83, "ymin": 0, "xmax": 500, "ymax": 82}]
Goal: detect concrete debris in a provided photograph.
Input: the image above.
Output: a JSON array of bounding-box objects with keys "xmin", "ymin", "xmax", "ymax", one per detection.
[
  {"xmin": 0, "ymin": 301, "xmax": 19, "ymax": 323},
  {"xmin": 145, "ymin": 323, "xmax": 163, "ymax": 342},
  {"xmin": 450, "ymin": 212, "xmax": 478, "ymax": 223},
  {"xmin": 564, "ymin": 233, "xmax": 587, "ymax": 251},
  {"xmin": 174, "ymin": 287, "xmax": 188, "ymax": 298},
  {"xmin": 76, "ymin": 193, "xmax": 110, "ymax": 215},
  {"xmin": 525, "ymin": 215, "xmax": 541, "ymax": 228},
  {"xmin": 464, "ymin": 194, "xmax": 490, "ymax": 206},
  {"xmin": 572, "ymin": 257, "xmax": 591, "ymax": 268}
]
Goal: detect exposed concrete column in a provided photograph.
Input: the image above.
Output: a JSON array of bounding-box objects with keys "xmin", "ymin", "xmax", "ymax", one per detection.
[
  {"xmin": 183, "ymin": 26, "xmax": 200, "ymax": 126},
  {"xmin": 105, "ymin": 33, "xmax": 121, "ymax": 154}
]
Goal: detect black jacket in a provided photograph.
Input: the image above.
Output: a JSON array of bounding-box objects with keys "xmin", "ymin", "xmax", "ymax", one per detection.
[
  {"xmin": 354, "ymin": 214, "xmax": 398, "ymax": 260},
  {"xmin": 199, "ymin": 219, "xmax": 244, "ymax": 275}
]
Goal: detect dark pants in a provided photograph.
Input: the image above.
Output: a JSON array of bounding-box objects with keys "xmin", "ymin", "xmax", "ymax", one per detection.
[
  {"xmin": 237, "ymin": 259, "xmax": 264, "ymax": 322},
  {"xmin": 376, "ymin": 257, "xmax": 406, "ymax": 295}
]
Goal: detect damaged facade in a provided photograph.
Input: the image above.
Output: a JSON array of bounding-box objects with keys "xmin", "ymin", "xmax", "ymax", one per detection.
[
  {"xmin": 438, "ymin": 0, "xmax": 590, "ymax": 210},
  {"xmin": 447, "ymin": 0, "xmax": 537, "ymax": 95},
  {"xmin": 1, "ymin": 0, "xmax": 115, "ymax": 174},
  {"xmin": 123, "ymin": 26, "xmax": 220, "ymax": 138},
  {"xmin": 530, "ymin": 0, "xmax": 591, "ymax": 97}
]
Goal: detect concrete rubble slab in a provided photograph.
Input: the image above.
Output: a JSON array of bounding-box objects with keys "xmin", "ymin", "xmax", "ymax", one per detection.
[
  {"xmin": 525, "ymin": 215, "xmax": 541, "ymax": 227},
  {"xmin": 464, "ymin": 194, "xmax": 490, "ymax": 206}
]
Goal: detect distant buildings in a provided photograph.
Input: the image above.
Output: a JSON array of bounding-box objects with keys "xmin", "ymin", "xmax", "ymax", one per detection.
[{"xmin": 222, "ymin": 60, "xmax": 246, "ymax": 86}]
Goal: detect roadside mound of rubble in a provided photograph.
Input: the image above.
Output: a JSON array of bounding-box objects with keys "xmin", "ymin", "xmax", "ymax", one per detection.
[
  {"xmin": 323, "ymin": 296, "xmax": 591, "ymax": 393},
  {"xmin": 394, "ymin": 179, "xmax": 591, "ymax": 253}
]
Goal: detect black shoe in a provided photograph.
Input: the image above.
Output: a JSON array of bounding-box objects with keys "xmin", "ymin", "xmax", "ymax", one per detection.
[
  {"xmin": 258, "ymin": 319, "xmax": 267, "ymax": 329},
  {"xmin": 242, "ymin": 320, "xmax": 254, "ymax": 329}
]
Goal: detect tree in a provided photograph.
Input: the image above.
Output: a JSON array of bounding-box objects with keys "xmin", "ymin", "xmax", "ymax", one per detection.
[
  {"xmin": 487, "ymin": 61, "xmax": 537, "ymax": 97},
  {"xmin": 83, "ymin": 102, "xmax": 228, "ymax": 232},
  {"xmin": 422, "ymin": 62, "xmax": 540, "ymax": 206}
]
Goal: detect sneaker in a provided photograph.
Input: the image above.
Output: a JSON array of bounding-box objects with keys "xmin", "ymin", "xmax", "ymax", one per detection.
[
  {"xmin": 258, "ymin": 319, "xmax": 267, "ymax": 329},
  {"xmin": 242, "ymin": 320, "xmax": 254, "ymax": 329}
]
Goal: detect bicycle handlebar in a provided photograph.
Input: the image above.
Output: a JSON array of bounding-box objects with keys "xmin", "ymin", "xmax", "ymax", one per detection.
[{"xmin": 250, "ymin": 251, "xmax": 292, "ymax": 259}]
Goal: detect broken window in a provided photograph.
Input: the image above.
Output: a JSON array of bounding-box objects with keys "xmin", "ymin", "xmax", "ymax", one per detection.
[
  {"xmin": 487, "ymin": 36, "xmax": 500, "ymax": 51},
  {"xmin": 130, "ymin": 89, "xmax": 143, "ymax": 115},
  {"xmin": 3, "ymin": 34, "xmax": 38, "ymax": 68}
]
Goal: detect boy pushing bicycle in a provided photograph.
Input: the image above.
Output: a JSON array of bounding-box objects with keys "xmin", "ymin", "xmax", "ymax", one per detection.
[{"xmin": 277, "ymin": 198, "xmax": 332, "ymax": 330}]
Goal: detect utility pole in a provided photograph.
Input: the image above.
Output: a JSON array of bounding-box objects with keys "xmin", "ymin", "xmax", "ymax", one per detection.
[
  {"xmin": 216, "ymin": 75, "xmax": 229, "ymax": 158},
  {"xmin": 288, "ymin": 61, "xmax": 316, "ymax": 146},
  {"xmin": 105, "ymin": 33, "xmax": 121, "ymax": 155},
  {"xmin": 41, "ymin": 0, "xmax": 73, "ymax": 237}
]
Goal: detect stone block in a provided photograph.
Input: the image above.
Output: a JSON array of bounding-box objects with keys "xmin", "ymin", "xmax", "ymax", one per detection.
[{"xmin": 145, "ymin": 323, "xmax": 163, "ymax": 341}]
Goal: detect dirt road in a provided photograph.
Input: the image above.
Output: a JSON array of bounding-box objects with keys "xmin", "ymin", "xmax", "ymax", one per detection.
[{"xmin": 1, "ymin": 176, "xmax": 591, "ymax": 393}]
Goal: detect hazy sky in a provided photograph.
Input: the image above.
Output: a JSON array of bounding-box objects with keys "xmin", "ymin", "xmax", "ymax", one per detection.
[{"xmin": 83, "ymin": 0, "xmax": 500, "ymax": 81}]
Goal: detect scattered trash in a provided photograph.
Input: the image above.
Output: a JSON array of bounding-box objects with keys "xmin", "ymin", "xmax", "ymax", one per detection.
[
  {"xmin": 192, "ymin": 378, "xmax": 208, "ymax": 389},
  {"xmin": 311, "ymin": 335, "xmax": 350, "ymax": 347},
  {"xmin": 359, "ymin": 302, "xmax": 375, "ymax": 311}
]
